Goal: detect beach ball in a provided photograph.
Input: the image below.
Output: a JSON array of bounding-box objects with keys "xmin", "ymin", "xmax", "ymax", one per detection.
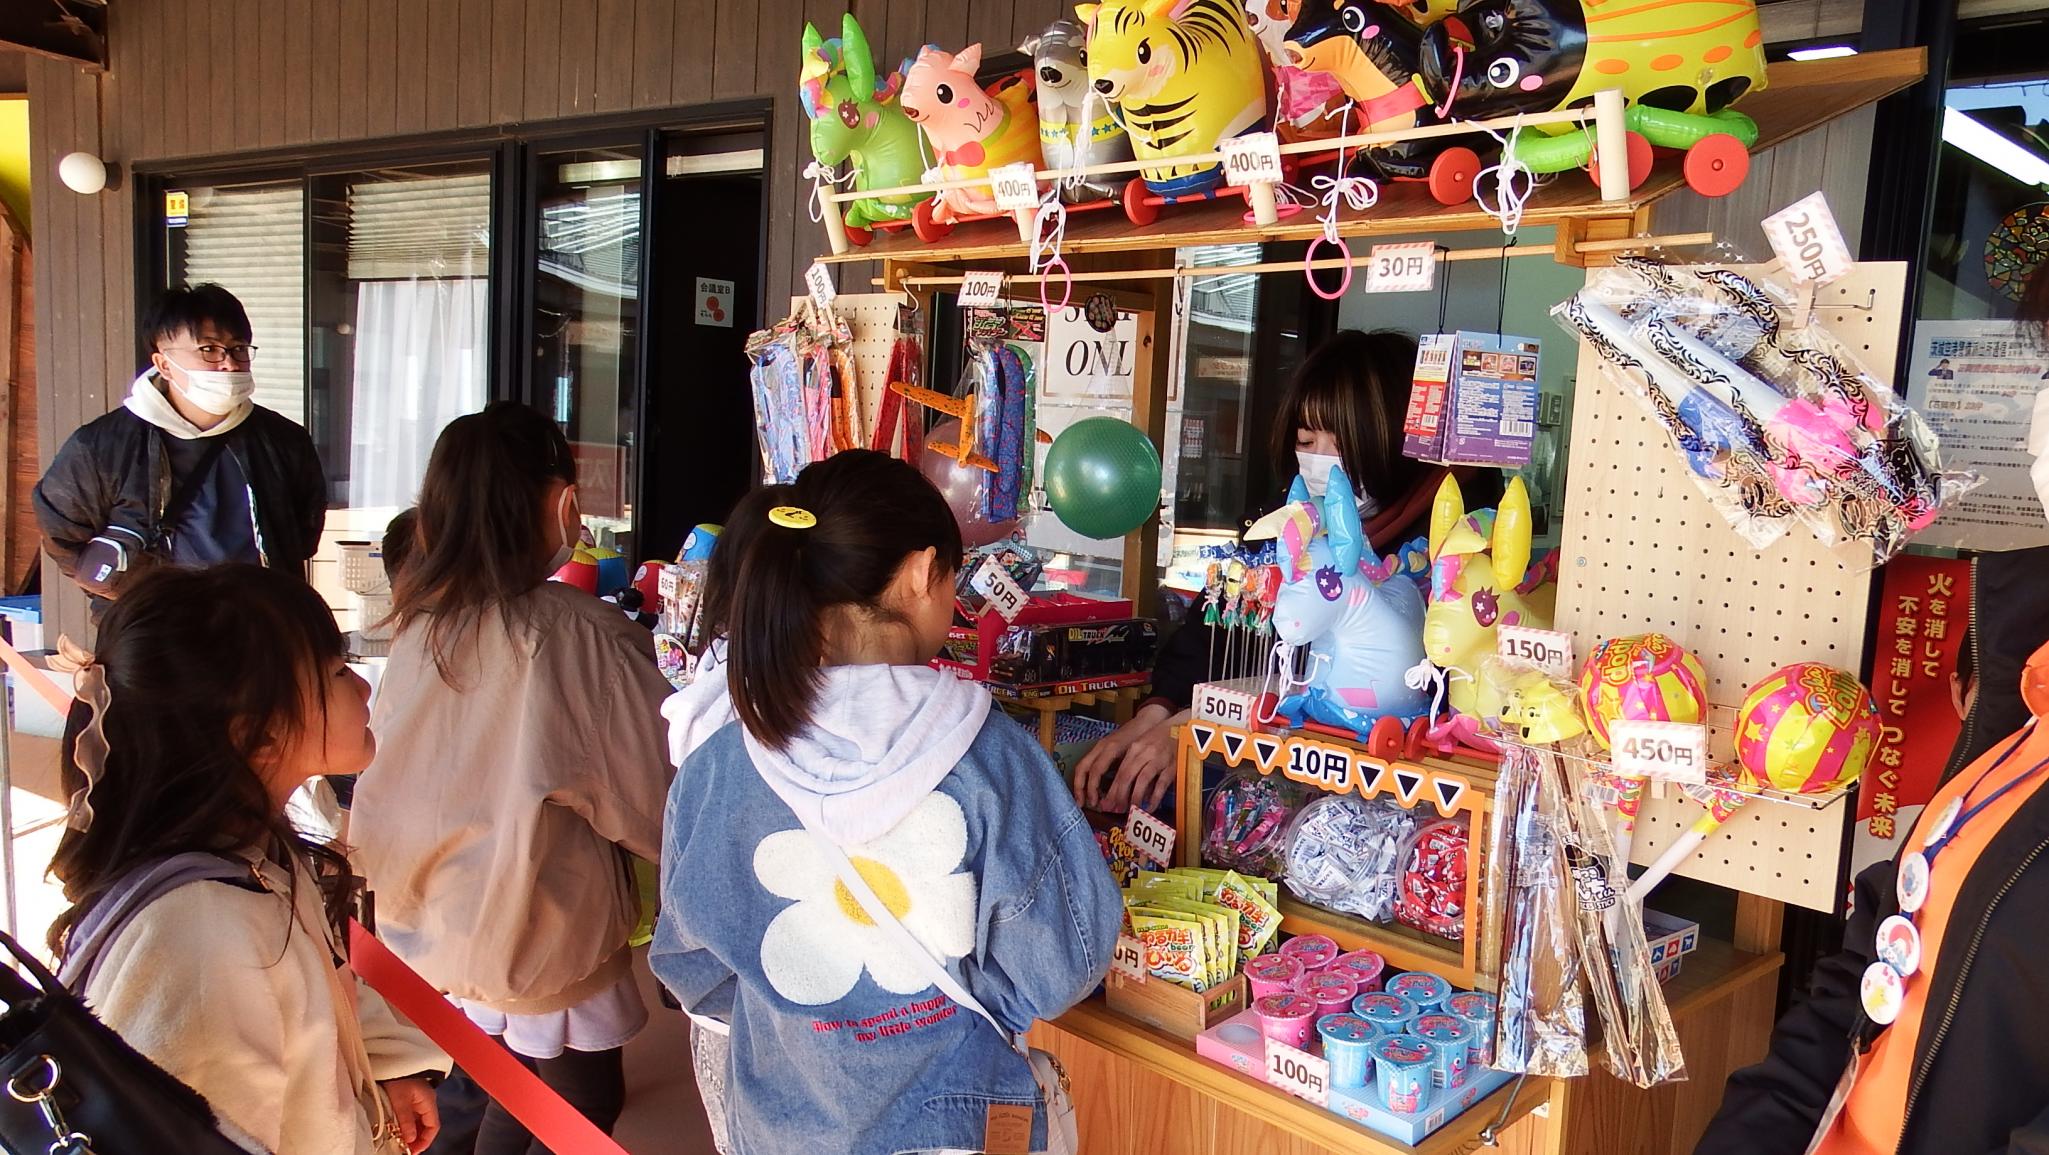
[
  {"xmin": 632, "ymin": 561, "xmax": 668, "ymax": 607},
  {"xmin": 679, "ymin": 524, "xmax": 722, "ymax": 562},
  {"xmin": 552, "ymin": 546, "xmax": 601, "ymax": 594},
  {"xmin": 1578, "ymin": 633, "xmax": 1710, "ymax": 750},
  {"xmin": 1735, "ymin": 663, "xmax": 1880, "ymax": 794},
  {"xmin": 1043, "ymin": 417, "xmax": 1162, "ymax": 540},
  {"xmin": 588, "ymin": 545, "xmax": 631, "ymax": 595}
]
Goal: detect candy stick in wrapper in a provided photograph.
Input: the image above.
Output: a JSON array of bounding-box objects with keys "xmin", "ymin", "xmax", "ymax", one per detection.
[{"xmin": 1626, "ymin": 784, "xmax": 1748, "ymax": 904}]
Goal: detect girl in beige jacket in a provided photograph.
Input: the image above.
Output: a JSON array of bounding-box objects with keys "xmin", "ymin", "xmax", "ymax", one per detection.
[
  {"xmin": 351, "ymin": 402, "xmax": 675, "ymax": 1152},
  {"xmin": 47, "ymin": 565, "xmax": 449, "ymax": 1155}
]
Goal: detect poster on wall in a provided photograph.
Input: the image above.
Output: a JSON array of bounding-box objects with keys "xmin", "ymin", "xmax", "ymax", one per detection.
[
  {"xmin": 1903, "ymin": 320, "xmax": 2049, "ymax": 552},
  {"xmin": 1848, "ymin": 555, "xmax": 1972, "ymax": 877},
  {"xmin": 1027, "ymin": 303, "xmax": 1150, "ymax": 563}
]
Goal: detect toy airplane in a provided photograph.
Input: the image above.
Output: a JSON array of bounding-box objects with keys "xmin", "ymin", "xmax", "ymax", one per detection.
[{"xmin": 889, "ymin": 379, "xmax": 1049, "ymax": 474}]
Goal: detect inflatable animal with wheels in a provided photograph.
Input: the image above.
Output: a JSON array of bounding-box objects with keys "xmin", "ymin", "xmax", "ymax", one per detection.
[
  {"xmin": 1247, "ymin": 465, "xmax": 1432, "ymax": 739},
  {"xmin": 900, "ymin": 44, "xmax": 1044, "ymax": 226},
  {"xmin": 1246, "ymin": 0, "xmax": 1347, "ymax": 142},
  {"xmin": 1413, "ymin": 0, "xmax": 1769, "ymax": 197},
  {"xmin": 1022, "ymin": 18, "xmax": 1135, "ymax": 203},
  {"xmin": 1424, "ymin": 474, "xmax": 1554, "ymax": 718},
  {"xmin": 1076, "ymin": 0, "xmax": 1268, "ymax": 200},
  {"xmin": 799, "ymin": 15, "xmax": 926, "ymax": 233}
]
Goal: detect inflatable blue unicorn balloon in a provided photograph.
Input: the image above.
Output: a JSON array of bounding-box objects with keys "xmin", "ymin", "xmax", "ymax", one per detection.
[{"xmin": 1247, "ymin": 465, "xmax": 1431, "ymax": 739}]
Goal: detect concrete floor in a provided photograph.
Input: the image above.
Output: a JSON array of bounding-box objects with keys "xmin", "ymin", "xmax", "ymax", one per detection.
[{"xmin": 3, "ymin": 729, "xmax": 719, "ymax": 1155}]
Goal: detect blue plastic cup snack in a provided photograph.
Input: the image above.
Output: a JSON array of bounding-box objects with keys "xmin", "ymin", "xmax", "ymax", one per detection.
[
  {"xmin": 1374, "ymin": 1034, "xmax": 1437, "ymax": 1115},
  {"xmin": 1412, "ymin": 1013, "xmax": 1474, "ymax": 1088},
  {"xmin": 1316, "ymin": 1013, "xmax": 1379, "ymax": 1088},
  {"xmin": 1350, "ymin": 991, "xmax": 1420, "ymax": 1037},
  {"xmin": 1385, "ymin": 970, "xmax": 1452, "ymax": 1015},
  {"xmin": 1444, "ymin": 990, "xmax": 1499, "ymax": 1066}
]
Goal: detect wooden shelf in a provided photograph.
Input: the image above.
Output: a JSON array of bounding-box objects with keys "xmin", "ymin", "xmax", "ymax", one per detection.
[{"xmin": 817, "ymin": 49, "xmax": 1924, "ymax": 268}]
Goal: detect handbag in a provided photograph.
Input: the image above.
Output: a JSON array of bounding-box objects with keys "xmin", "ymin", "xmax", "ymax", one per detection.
[{"xmin": 797, "ymin": 827, "xmax": 1079, "ymax": 1155}]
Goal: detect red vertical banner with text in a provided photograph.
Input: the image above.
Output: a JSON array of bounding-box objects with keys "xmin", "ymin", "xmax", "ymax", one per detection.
[{"xmin": 1860, "ymin": 556, "xmax": 1971, "ymax": 853}]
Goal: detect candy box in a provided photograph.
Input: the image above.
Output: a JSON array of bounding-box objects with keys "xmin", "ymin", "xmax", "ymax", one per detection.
[
  {"xmin": 1641, "ymin": 908, "xmax": 1702, "ymax": 967},
  {"xmin": 1404, "ymin": 332, "xmax": 1492, "ymax": 462},
  {"xmin": 1444, "ymin": 335, "xmax": 1542, "ymax": 467},
  {"xmin": 1107, "ymin": 969, "xmax": 1247, "ymax": 1043}
]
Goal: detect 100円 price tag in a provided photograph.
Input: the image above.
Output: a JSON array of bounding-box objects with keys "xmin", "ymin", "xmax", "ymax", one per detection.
[
  {"xmin": 1611, "ymin": 719, "xmax": 1709, "ymax": 784},
  {"xmin": 990, "ymin": 164, "xmax": 1039, "ymax": 212},
  {"xmin": 1222, "ymin": 132, "xmax": 1284, "ymax": 188},
  {"xmin": 1125, "ymin": 807, "xmax": 1176, "ymax": 866},
  {"xmin": 1264, "ymin": 1038, "xmax": 1330, "ymax": 1106},
  {"xmin": 957, "ymin": 271, "xmax": 1005, "ymax": 309},
  {"xmin": 1365, "ymin": 242, "xmax": 1436, "ymax": 293},
  {"xmin": 804, "ymin": 261, "xmax": 836, "ymax": 309}
]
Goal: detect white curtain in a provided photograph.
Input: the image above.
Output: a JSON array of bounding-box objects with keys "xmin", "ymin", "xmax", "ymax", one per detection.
[{"xmin": 347, "ymin": 278, "xmax": 488, "ymax": 508}]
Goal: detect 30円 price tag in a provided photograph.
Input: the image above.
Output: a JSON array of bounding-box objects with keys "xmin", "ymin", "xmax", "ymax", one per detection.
[
  {"xmin": 1365, "ymin": 242, "xmax": 1437, "ymax": 293},
  {"xmin": 1762, "ymin": 192, "xmax": 1852, "ymax": 286},
  {"xmin": 990, "ymin": 163, "xmax": 1040, "ymax": 212},
  {"xmin": 969, "ymin": 556, "xmax": 1029, "ymax": 623},
  {"xmin": 1612, "ymin": 720, "xmax": 1709, "ymax": 785},
  {"xmin": 1111, "ymin": 935, "xmax": 1147, "ymax": 982},
  {"xmin": 1263, "ymin": 1038, "xmax": 1330, "ymax": 1106},
  {"xmin": 804, "ymin": 261, "xmax": 837, "ymax": 310},
  {"xmin": 1498, "ymin": 625, "xmax": 1575, "ymax": 679},
  {"xmin": 957, "ymin": 271, "xmax": 1005, "ymax": 309},
  {"xmin": 1222, "ymin": 131, "xmax": 1284, "ymax": 188},
  {"xmin": 1125, "ymin": 806, "xmax": 1176, "ymax": 866}
]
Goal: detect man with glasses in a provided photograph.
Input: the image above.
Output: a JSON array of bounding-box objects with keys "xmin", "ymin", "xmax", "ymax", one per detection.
[{"xmin": 34, "ymin": 283, "xmax": 328, "ymax": 616}]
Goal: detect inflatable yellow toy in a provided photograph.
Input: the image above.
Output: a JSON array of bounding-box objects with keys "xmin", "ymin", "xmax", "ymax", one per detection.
[
  {"xmin": 1425, "ymin": 475, "xmax": 1554, "ymax": 717},
  {"xmin": 1075, "ymin": 0, "xmax": 1268, "ymax": 200}
]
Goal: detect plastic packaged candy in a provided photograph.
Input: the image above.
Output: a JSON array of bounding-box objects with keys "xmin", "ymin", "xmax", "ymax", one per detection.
[
  {"xmin": 1553, "ymin": 259, "xmax": 1980, "ymax": 567},
  {"xmin": 1386, "ymin": 972, "xmax": 1453, "ymax": 1016},
  {"xmin": 1317, "ymin": 1014, "xmax": 1378, "ymax": 1089},
  {"xmin": 1331, "ymin": 950, "xmax": 1387, "ymax": 994},
  {"xmin": 1374, "ymin": 1035, "xmax": 1437, "ymax": 1114},
  {"xmin": 1244, "ymin": 953, "xmax": 1305, "ymax": 1000},
  {"xmin": 1445, "ymin": 991, "xmax": 1499, "ymax": 1066},
  {"xmin": 1203, "ymin": 770, "xmax": 1308, "ymax": 878},
  {"xmin": 1303, "ymin": 971, "xmax": 1360, "ymax": 1015},
  {"xmin": 1578, "ymin": 633, "xmax": 1711, "ymax": 751},
  {"xmin": 1352, "ymin": 992, "xmax": 1420, "ymax": 1038},
  {"xmin": 1413, "ymin": 1014, "xmax": 1474, "ymax": 1088},
  {"xmin": 1735, "ymin": 662, "xmax": 1881, "ymax": 794},
  {"xmin": 1396, "ymin": 821, "xmax": 1470, "ymax": 941},
  {"xmin": 1282, "ymin": 796, "xmax": 1417, "ymax": 922},
  {"xmin": 1278, "ymin": 933, "xmax": 1340, "ymax": 974},
  {"xmin": 1253, "ymin": 992, "xmax": 1319, "ymax": 1050}
]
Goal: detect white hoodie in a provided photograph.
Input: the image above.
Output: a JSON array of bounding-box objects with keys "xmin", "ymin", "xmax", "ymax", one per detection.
[{"xmin": 125, "ymin": 368, "xmax": 253, "ymax": 439}]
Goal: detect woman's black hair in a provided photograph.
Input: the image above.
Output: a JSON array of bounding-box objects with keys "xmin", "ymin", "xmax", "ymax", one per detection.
[
  {"xmin": 381, "ymin": 507, "xmax": 419, "ymax": 584},
  {"xmin": 1268, "ymin": 329, "xmax": 1425, "ymax": 506},
  {"xmin": 393, "ymin": 401, "xmax": 577, "ymax": 685},
  {"xmin": 47, "ymin": 565, "xmax": 352, "ymax": 958},
  {"xmin": 724, "ymin": 450, "xmax": 963, "ymax": 749}
]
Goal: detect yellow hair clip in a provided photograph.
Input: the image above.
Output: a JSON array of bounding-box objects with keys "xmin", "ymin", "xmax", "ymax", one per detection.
[{"xmin": 768, "ymin": 506, "xmax": 817, "ymax": 530}]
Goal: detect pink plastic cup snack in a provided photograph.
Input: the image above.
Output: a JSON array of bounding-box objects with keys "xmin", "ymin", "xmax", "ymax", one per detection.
[
  {"xmin": 1331, "ymin": 949, "xmax": 1386, "ymax": 993},
  {"xmin": 1243, "ymin": 953, "xmax": 1304, "ymax": 1000},
  {"xmin": 1374, "ymin": 1034, "xmax": 1436, "ymax": 1114},
  {"xmin": 1385, "ymin": 970, "xmax": 1452, "ymax": 1015},
  {"xmin": 1303, "ymin": 971, "xmax": 1359, "ymax": 1014},
  {"xmin": 1279, "ymin": 934, "xmax": 1340, "ymax": 974},
  {"xmin": 1253, "ymin": 992, "xmax": 1320, "ymax": 1050}
]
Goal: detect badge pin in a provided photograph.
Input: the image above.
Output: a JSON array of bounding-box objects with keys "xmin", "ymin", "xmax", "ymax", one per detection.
[
  {"xmin": 1923, "ymin": 797, "xmax": 1963, "ymax": 848},
  {"xmin": 1897, "ymin": 851, "xmax": 1931, "ymax": 915},
  {"xmin": 1860, "ymin": 960, "xmax": 1905, "ymax": 1026},
  {"xmin": 1875, "ymin": 914, "xmax": 1922, "ymax": 979}
]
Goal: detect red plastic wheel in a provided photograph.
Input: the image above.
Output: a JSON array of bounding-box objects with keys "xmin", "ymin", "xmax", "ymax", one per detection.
[
  {"xmin": 1590, "ymin": 130, "xmax": 1655, "ymax": 192},
  {"xmin": 1365, "ymin": 715, "xmax": 1407, "ymax": 760},
  {"xmin": 1684, "ymin": 132, "xmax": 1751, "ymax": 198},
  {"xmin": 911, "ymin": 200, "xmax": 952, "ymax": 244},
  {"xmin": 1122, "ymin": 177, "xmax": 1161, "ymax": 226},
  {"xmin": 844, "ymin": 225, "xmax": 873, "ymax": 247},
  {"xmin": 1428, "ymin": 147, "xmax": 1482, "ymax": 206}
]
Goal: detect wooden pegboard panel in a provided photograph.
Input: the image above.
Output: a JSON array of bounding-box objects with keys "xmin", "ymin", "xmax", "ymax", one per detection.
[
  {"xmin": 1553, "ymin": 262, "xmax": 1907, "ymax": 912},
  {"xmin": 790, "ymin": 293, "xmax": 908, "ymax": 454}
]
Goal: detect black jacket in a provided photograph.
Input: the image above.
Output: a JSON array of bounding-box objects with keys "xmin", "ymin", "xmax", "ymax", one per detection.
[
  {"xmin": 1945, "ymin": 546, "xmax": 2049, "ymax": 781},
  {"xmin": 1696, "ymin": 734, "xmax": 2049, "ymax": 1155},
  {"xmin": 33, "ymin": 403, "xmax": 328, "ymax": 613}
]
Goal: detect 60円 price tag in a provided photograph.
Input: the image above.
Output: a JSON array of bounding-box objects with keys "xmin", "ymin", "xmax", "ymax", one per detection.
[
  {"xmin": 1125, "ymin": 807, "xmax": 1176, "ymax": 866},
  {"xmin": 957, "ymin": 271, "xmax": 1005, "ymax": 309},
  {"xmin": 990, "ymin": 164, "xmax": 1039, "ymax": 212},
  {"xmin": 1111, "ymin": 935, "xmax": 1147, "ymax": 982},
  {"xmin": 1222, "ymin": 132, "xmax": 1284, "ymax": 188},
  {"xmin": 1498, "ymin": 625, "xmax": 1574, "ymax": 678},
  {"xmin": 1763, "ymin": 192, "xmax": 1852, "ymax": 286},
  {"xmin": 969, "ymin": 556, "xmax": 1029, "ymax": 623},
  {"xmin": 1365, "ymin": 242, "xmax": 1436, "ymax": 293},
  {"xmin": 804, "ymin": 261, "xmax": 837, "ymax": 309},
  {"xmin": 1263, "ymin": 1038, "xmax": 1330, "ymax": 1106},
  {"xmin": 1612, "ymin": 719, "xmax": 1709, "ymax": 784}
]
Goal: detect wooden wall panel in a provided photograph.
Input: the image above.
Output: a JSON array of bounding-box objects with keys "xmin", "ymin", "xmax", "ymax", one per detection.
[
  {"xmin": 558, "ymin": 0, "xmax": 601, "ymax": 118},
  {"xmin": 285, "ymin": 0, "xmax": 313, "ymax": 144},
  {"xmin": 594, "ymin": 0, "xmax": 636, "ymax": 114},
  {"xmin": 426, "ymin": 0, "xmax": 463, "ymax": 133},
  {"xmin": 631, "ymin": 0, "xmax": 675, "ymax": 110},
  {"xmin": 258, "ymin": 0, "xmax": 287, "ymax": 147},
  {"xmin": 394, "ymin": 0, "xmax": 432, "ymax": 135},
  {"xmin": 489, "ymin": 0, "xmax": 527, "ymax": 125},
  {"xmin": 458, "ymin": 0, "xmax": 494, "ymax": 127},
  {"xmin": 233, "ymin": 0, "xmax": 259, "ymax": 149},
  {"xmin": 523, "ymin": 0, "xmax": 562, "ymax": 120},
  {"xmin": 669, "ymin": 0, "xmax": 714, "ymax": 105},
  {"xmin": 337, "ymin": 0, "xmax": 370, "ymax": 142},
  {"xmin": 364, "ymin": 0, "xmax": 399, "ymax": 138}
]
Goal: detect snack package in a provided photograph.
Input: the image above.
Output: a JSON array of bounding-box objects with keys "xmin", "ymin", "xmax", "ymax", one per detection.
[
  {"xmin": 1282, "ymin": 796, "xmax": 1417, "ymax": 922},
  {"xmin": 1554, "ymin": 259, "xmax": 1980, "ymax": 566},
  {"xmin": 1397, "ymin": 820, "xmax": 1471, "ymax": 942},
  {"xmin": 1096, "ymin": 824, "xmax": 1147, "ymax": 887},
  {"xmin": 1141, "ymin": 897, "xmax": 1239, "ymax": 984},
  {"xmin": 1129, "ymin": 910, "xmax": 1210, "ymax": 991},
  {"xmin": 1129, "ymin": 871, "xmax": 1204, "ymax": 901},
  {"xmin": 1204, "ymin": 770, "xmax": 1308, "ymax": 878},
  {"xmin": 1486, "ymin": 744, "xmax": 1590, "ymax": 1077},
  {"xmin": 1215, "ymin": 871, "xmax": 1284, "ymax": 956}
]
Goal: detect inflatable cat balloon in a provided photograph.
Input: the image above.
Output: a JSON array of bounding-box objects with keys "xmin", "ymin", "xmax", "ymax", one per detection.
[
  {"xmin": 1425, "ymin": 474, "xmax": 1555, "ymax": 717},
  {"xmin": 1021, "ymin": 18, "xmax": 1133, "ymax": 203},
  {"xmin": 1248, "ymin": 465, "xmax": 1432, "ymax": 738}
]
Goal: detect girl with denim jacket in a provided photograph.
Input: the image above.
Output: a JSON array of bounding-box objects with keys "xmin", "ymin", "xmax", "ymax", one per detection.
[{"xmin": 652, "ymin": 450, "xmax": 1123, "ymax": 1155}]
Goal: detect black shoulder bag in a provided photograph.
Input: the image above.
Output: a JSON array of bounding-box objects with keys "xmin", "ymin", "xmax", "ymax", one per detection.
[{"xmin": 75, "ymin": 435, "xmax": 228, "ymax": 600}]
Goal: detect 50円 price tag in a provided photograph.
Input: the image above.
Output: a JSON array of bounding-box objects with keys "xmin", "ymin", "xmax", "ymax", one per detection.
[
  {"xmin": 1125, "ymin": 807, "xmax": 1176, "ymax": 867},
  {"xmin": 804, "ymin": 261, "xmax": 837, "ymax": 310},
  {"xmin": 969, "ymin": 556, "xmax": 1029, "ymax": 623},
  {"xmin": 1762, "ymin": 192, "xmax": 1852, "ymax": 286},
  {"xmin": 990, "ymin": 164, "xmax": 1040, "ymax": 212},
  {"xmin": 1498, "ymin": 625, "xmax": 1574, "ymax": 679},
  {"xmin": 1111, "ymin": 935, "xmax": 1147, "ymax": 982},
  {"xmin": 1263, "ymin": 1039, "xmax": 1330, "ymax": 1106},
  {"xmin": 1222, "ymin": 131, "xmax": 1284, "ymax": 188},
  {"xmin": 957, "ymin": 271, "xmax": 1005, "ymax": 309},
  {"xmin": 1365, "ymin": 242, "xmax": 1436, "ymax": 294},
  {"xmin": 1612, "ymin": 720, "xmax": 1709, "ymax": 785}
]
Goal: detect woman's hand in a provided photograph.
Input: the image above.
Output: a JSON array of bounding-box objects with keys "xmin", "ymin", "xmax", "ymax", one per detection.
[
  {"xmin": 1072, "ymin": 703, "xmax": 1179, "ymax": 814},
  {"xmin": 380, "ymin": 1077, "xmax": 441, "ymax": 1154}
]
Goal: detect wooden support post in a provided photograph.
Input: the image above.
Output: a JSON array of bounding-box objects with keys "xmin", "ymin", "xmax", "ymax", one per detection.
[
  {"xmin": 1733, "ymin": 893, "xmax": 1784, "ymax": 955},
  {"xmin": 1593, "ymin": 88, "xmax": 1630, "ymax": 203},
  {"xmin": 1247, "ymin": 181, "xmax": 1280, "ymax": 227},
  {"xmin": 819, "ymin": 192, "xmax": 852, "ymax": 256}
]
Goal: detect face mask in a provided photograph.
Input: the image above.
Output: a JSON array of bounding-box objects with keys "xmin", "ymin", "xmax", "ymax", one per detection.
[
  {"xmin": 164, "ymin": 362, "xmax": 256, "ymax": 416},
  {"xmin": 1296, "ymin": 451, "xmax": 1343, "ymax": 498},
  {"xmin": 547, "ymin": 487, "xmax": 580, "ymax": 575}
]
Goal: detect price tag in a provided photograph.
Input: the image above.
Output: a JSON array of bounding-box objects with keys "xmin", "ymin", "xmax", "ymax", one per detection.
[
  {"xmin": 1762, "ymin": 192, "xmax": 1853, "ymax": 286},
  {"xmin": 958, "ymin": 271, "xmax": 1005, "ymax": 309},
  {"xmin": 1222, "ymin": 131, "xmax": 1284, "ymax": 188},
  {"xmin": 1365, "ymin": 241, "xmax": 1437, "ymax": 294},
  {"xmin": 1498, "ymin": 625, "xmax": 1575, "ymax": 679},
  {"xmin": 969, "ymin": 556, "xmax": 1029, "ymax": 623},
  {"xmin": 1263, "ymin": 1039, "xmax": 1330, "ymax": 1106},
  {"xmin": 990, "ymin": 163, "xmax": 1039, "ymax": 212},
  {"xmin": 1111, "ymin": 935, "xmax": 1147, "ymax": 982},
  {"xmin": 804, "ymin": 261, "xmax": 837, "ymax": 309},
  {"xmin": 1612, "ymin": 720, "xmax": 1709, "ymax": 785},
  {"xmin": 657, "ymin": 566, "xmax": 679, "ymax": 603},
  {"xmin": 1125, "ymin": 806, "xmax": 1176, "ymax": 867}
]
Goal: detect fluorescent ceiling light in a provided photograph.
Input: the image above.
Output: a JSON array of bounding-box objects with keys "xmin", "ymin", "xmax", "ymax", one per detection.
[
  {"xmin": 1787, "ymin": 45, "xmax": 1859, "ymax": 61},
  {"xmin": 1942, "ymin": 107, "xmax": 2049, "ymax": 189},
  {"xmin": 665, "ymin": 149, "xmax": 765, "ymax": 177}
]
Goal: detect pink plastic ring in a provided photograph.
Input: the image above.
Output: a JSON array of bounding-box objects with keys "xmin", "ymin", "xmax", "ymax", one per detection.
[
  {"xmin": 1039, "ymin": 255, "xmax": 1073, "ymax": 314},
  {"xmin": 1304, "ymin": 236, "xmax": 1353, "ymax": 300}
]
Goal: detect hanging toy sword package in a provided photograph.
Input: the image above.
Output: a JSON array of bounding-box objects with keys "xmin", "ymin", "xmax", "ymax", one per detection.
[{"xmin": 1554, "ymin": 258, "xmax": 1980, "ymax": 566}]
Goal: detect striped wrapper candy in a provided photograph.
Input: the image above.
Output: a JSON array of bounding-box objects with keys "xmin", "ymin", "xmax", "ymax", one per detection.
[
  {"xmin": 1734, "ymin": 662, "xmax": 1881, "ymax": 794},
  {"xmin": 1577, "ymin": 633, "xmax": 1711, "ymax": 750}
]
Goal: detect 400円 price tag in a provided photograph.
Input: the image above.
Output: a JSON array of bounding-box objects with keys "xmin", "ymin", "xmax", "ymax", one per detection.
[
  {"xmin": 1222, "ymin": 132, "xmax": 1284, "ymax": 188},
  {"xmin": 990, "ymin": 164, "xmax": 1040, "ymax": 212}
]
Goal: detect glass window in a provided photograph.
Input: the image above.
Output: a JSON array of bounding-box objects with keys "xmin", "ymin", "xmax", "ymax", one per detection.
[
  {"xmin": 167, "ymin": 180, "xmax": 307, "ymax": 423},
  {"xmin": 533, "ymin": 146, "xmax": 644, "ymax": 560}
]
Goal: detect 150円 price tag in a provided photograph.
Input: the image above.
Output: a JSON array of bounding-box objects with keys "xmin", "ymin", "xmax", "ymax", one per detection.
[
  {"xmin": 1263, "ymin": 1038, "xmax": 1330, "ymax": 1106},
  {"xmin": 1125, "ymin": 807, "xmax": 1176, "ymax": 866},
  {"xmin": 1612, "ymin": 719, "xmax": 1709, "ymax": 784},
  {"xmin": 1498, "ymin": 625, "xmax": 1574, "ymax": 678}
]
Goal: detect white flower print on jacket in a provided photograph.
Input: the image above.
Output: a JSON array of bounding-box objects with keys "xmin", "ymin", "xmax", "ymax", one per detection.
[{"xmin": 754, "ymin": 792, "xmax": 978, "ymax": 1005}]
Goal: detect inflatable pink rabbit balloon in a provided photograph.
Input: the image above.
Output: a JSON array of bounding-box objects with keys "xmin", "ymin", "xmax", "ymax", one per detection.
[{"xmin": 899, "ymin": 44, "xmax": 1044, "ymax": 225}]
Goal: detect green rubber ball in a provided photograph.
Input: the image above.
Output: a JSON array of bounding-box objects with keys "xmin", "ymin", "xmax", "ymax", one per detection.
[{"xmin": 1043, "ymin": 417, "xmax": 1163, "ymax": 539}]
